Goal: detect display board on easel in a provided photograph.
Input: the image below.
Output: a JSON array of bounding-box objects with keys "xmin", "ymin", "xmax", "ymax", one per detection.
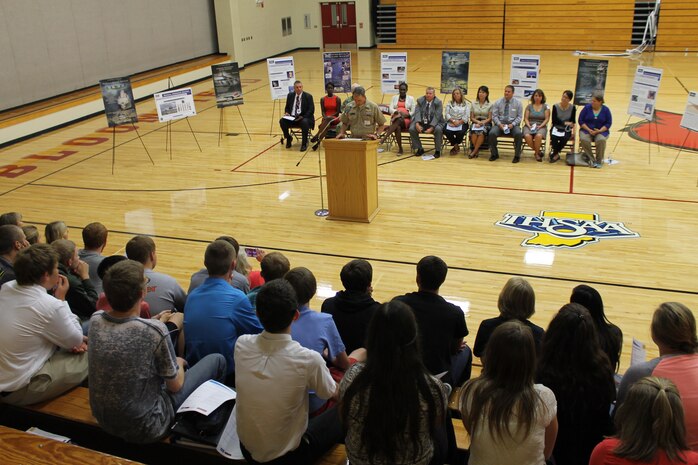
[
  {"xmin": 509, "ymin": 55, "xmax": 540, "ymax": 99},
  {"xmin": 380, "ymin": 52, "xmax": 407, "ymax": 94},
  {"xmin": 267, "ymin": 56, "xmax": 296, "ymax": 135},
  {"xmin": 154, "ymin": 86, "xmax": 201, "ymax": 156},
  {"xmin": 323, "ymin": 51, "xmax": 351, "ymax": 93},
  {"xmin": 574, "ymin": 59, "xmax": 609, "ymax": 106},
  {"xmin": 627, "ymin": 66, "xmax": 663, "ymax": 120},
  {"xmin": 212, "ymin": 62, "xmax": 250, "ymax": 144},
  {"xmin": 440, "ymin": 51, "xmax": 470, "ymax": 95}
]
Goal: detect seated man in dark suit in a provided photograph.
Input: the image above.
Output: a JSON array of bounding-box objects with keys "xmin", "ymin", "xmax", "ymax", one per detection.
[{"xmin": 279, "ymin": 80, "xmax": 315, "ymax": 151}]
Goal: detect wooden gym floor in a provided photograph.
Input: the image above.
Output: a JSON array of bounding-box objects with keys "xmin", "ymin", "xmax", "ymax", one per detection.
[{"xmin": 1, "ymin": 49, "xmax": 698, "ymax": 372}]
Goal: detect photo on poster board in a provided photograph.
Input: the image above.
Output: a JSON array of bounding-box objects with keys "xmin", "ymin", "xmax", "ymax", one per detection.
[
  {"xmin": 323, "ymin": 51, "xmax": 351, "ymax": 93},
  {"xmin": 99, "ymin": 77, "xmax": 138, "ymax": 127},
  {"xmin": 154, "ymin": 88, "xmax": 197, "ymax": 123},
  {"xmin": 381, "ymin": 52, "xmax": 408, "ymax": 94},
  {"xmin": 267, "ymin": 57, "xmax": 296, "ymax": 100},
  {"xmin": 212, "ymin": 63, "xmax": 243, "ymax": 108},
  {"xmin": 510, "ymin": 55, "xmax": 540, "ymax": 99},
  {"xmin": 627, "ymin": 66, "xmax": 663, "ymax": 121},
  {"xmin": 680, "ymin": 91, "xmax": 698, "ymax": 132},
  {"xmin": 440, "ymin": 51, "xmax": 470, "ymax": 95},
  {"xmin": 574, "ymin": 59, "xmax": 609, "ymax": 106}
]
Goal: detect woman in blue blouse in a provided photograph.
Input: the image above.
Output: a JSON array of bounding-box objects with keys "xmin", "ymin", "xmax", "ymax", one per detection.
[{"xmin": 578, "ymin": 91, "xmax": 612, "ymax": 168}]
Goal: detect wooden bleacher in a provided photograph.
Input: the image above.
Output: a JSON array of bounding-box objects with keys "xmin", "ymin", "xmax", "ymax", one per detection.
[{"xmin": 655, "ymin": 0, "xmax": 698, "ymax": 51}]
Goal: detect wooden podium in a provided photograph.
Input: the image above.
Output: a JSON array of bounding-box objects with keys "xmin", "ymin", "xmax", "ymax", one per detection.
[{"xmin": 323, "ymin": 138, "xmax": 380, "ymax": 223}]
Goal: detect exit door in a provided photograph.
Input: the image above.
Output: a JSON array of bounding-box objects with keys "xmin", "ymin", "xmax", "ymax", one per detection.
[{"xmin": 321, "ymin": 2, "xmax": 357, "ymax": 49}]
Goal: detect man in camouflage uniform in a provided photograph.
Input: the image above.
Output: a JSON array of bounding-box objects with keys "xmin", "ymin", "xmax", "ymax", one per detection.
[{"xmin": 337, "ymin": 87, "xmax": 386, "ymax": 140}]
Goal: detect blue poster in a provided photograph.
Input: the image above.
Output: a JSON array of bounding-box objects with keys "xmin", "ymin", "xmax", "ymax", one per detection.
[{"xmin": 323, "ymin": 51, "xmax": 352, "ymax": 93}]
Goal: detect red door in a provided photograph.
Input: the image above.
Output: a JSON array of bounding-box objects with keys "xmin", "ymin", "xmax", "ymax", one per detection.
[{"xmin": 321, "ymin": 2, "xmax": 357, "ymax": 48}]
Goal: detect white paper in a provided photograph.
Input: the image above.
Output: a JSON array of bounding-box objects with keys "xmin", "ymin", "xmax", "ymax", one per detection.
[
  {"xmin": 154, "ymin": 88, "xmax": 197, "ymax": 123},
  {"xmin": 176, "ymin": 380, "xmax": 236, "ymax": 415},
  {"xmin": 267, "ymin": 56, "xmax": 296, "ymax": 100},
  {"xmin": 627, "ymin": 66, "xmax": 663, "ymax": 121},
  {"xmin": 26, "ymin": 427, "xmax": 71, "ymax": 443},
  {"xmin": 282, "ymin": 115, "xmax": 296, "ymax": 121},
  {"xmin": 446, "ymin": 124, "xmax": 463, "ymax": 131},
  {"xmin": 630, "ymin": 338, "xmax": 646, "ymax": 366},
  {"xmin": 680, "ymin": 91, "xmax": 698, "ymax": 132},
  {"xmin": 421, "ymin": 154, "xmax": 436, "ymax": 161},
  {"xmin": 381, "ymin": 52, "xmax": 408, "ymax": 94},
  {"xmin": 470, "ymin": 125, "xmax": 485, "ymax": 132},
  {"xmin": 217, "ymin": 404, "xmax": 244, "ymax": 460},
  {"xmin": 510, "ymin": 55, "xmax": 541, "ymax": 99},
  {"xmin": 551, "ymin": 127, "xmax": 566, "ymax": 137}
]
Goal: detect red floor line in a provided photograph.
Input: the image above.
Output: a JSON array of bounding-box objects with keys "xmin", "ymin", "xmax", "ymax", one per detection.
[
  {"xmin": 230, "ymin": 140, "xmax": 281, "ymax": 172},
  {"xmin": 569, "ymin": 165, "xmax": 575, "ymax": 194}
]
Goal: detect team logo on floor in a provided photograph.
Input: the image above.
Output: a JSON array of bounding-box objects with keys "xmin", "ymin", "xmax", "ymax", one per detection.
[
  {"xmin": 626, "ymin": 109, "xmax": 698, "ymax": 152},
  {"xmin": 495, "ymin": 211, "xmax": 640, "ymax": 249}
]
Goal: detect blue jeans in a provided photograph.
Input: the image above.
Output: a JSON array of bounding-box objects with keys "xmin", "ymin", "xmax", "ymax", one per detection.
[{"xmin": 169, "ymin": 353, "xmax": 227, "ymax": 410}]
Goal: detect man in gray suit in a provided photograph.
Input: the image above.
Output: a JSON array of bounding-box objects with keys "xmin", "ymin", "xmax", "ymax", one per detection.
[
  {"xmin": 409, "ymin": 87, "xmax": 444, "ymax": 158},
  {"xmin": 488, "ymin": 85, "xmax": 524, "ymax": 163}
]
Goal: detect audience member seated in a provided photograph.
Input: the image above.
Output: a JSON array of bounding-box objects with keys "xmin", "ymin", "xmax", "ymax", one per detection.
[
  {"xmin": 279, "ymin": 80, "xmax": 315, "ymax": 152},
  {"xmin": 337, "ymin": 86, "xmax": 386, "ymax": 140},
  {"xmin": 22, "ymin": 225, "xmax": 40, "ymax": 244},
  {"xmin": 78, "ymin": 222, "xmax": 107, "ymax": 294},
  {"xmin": 0, "ymin": 244, "xmax": 88, "ymax": 406},
  {"xmin": 51, "ymin": 239, "xmax": 98, "ymax": 320},
  {"xmin": 235, "ymin": 280, "xmax": 342, "ymax": 464},
  {"xmin": 488, "ymin": 85, "xmax": 524, "ymax": 163},
  {"xmin": 469, "ymin": 85, "xmax": 493, "ymax": 159},
  {"xmin": 444, "ymin": 87, "xmax": 470, "ymax": 155},
  {"xmin": 96, "ymin": 255, "xmax": 151, "ymax": 319},
  {"xmin": 339, "ymin": 300, "xmax": 451, "ymax": 465},
  {"xmin": 395, "ymin": 255, "xmax": 470, "ymax": 386},
  {"xmin": 549, "ymin": 90, "xmax": 576, "ymax": 163},
  {"xmin": 591, "ymin": 377, "xmax": 698, "ymax": 465},
  {"xmin": 88, "ymin": 259, "xmax": 225, "ymax": 444},
  {"xmin": 409, "ymin": 87, "xmax": 445, "ymax": 158},
  {"xmin": 523, "ymin": 89, "xmax": 550, "ymax": 162},
  {"xmin": 45, "ymin": 220, "xmax": 69, "ymax": 244},
  {"xmin": 188, "ymin": 235, "xmax": 250, "ymax": 294},
  {"xmin": 537, "ymin": 304, "xmax": 616, "ymax": 465},
  {"xmin": 579, "ymin": 91, "xmax": 612, "ymax": 168},
  {"xmin": 125, "ymin": 235, "xmax": 186, "ymax": 315},
  {"xmin": 378, "ymin": 82, "xmax": 415, "ymax": 155},
  {"xmin": 321, "ymin": 259, "xmax": 380, "ymax": 354},
  {"xmin": 341, "ymin": 83, "xmax": 361, "ymax": 112},
  {"xmin": 0, "ymin": 224, "xmax": 29, "ymax": 288},
  {"xmin": 461, "ymin": 321, "xmax": 558, "ymax": 464},
  {"xmin": 0, "ymin": 211, "xmax": 23, "ymax": 226},
  {"xmin": 310, "ymin": 82, "xmax": 342, "ymax": 151},
  {"xmin": 237, "ymin": 248, "xmax": 265, "ymax": 289},
  {"xmin": 185, "ymin": 240, "xmax": 262, "ymax": 385},
  {"xmin": 570, "ymin": 284, "xmax": 623, "ymax": 372},
  {"xmin": 473, "ymin": 276, "xmax": 544, "ymax": 358},
  {"xmin": 617, "ymin": 302, "xmax": 698, "ymax": 450},
  {"xmin": 247, "ymin": 251, "xmax": 290, "ymax": 309}
]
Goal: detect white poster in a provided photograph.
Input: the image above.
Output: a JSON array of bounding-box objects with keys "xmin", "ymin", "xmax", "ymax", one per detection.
[
  {"xmin": 267, "ymin": 56, "xmax": 296, "ymax": 100},
  {"xmin": 628, "ymin": 66, "xmax": 663, "ymax": 121},
  {"xmin": 680, "ymin": 91, "xmax": 698, "ymax": 132},
  {"xmin": 153, "ymin": 88, "xmax": 196, "ymax": 123},
  {"xmin": 380, "ymin": 52, "xmax": 407, "ymax": 94},
  {"xmin": 509, "ymin": 55, "xmax": 541, "ymax": 99}
]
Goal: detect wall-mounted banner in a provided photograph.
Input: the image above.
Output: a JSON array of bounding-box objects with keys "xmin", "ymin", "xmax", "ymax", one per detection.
[
  {"xmin": 267, "ymin": 56, "xmax": 296, "ymax": 100},
  {"xmin": 628, "ymin": 66, "xmax": 663, "ymax": 121},
  {"xmin": 99, "ymin": 77, "xmax": 138, "ymax": 127},
  {"xmin": 212, "ymin": 63, "xmax": 243, "ymax": 108},
  {"xmin": 323, "ymin": 51, "xmax": 352, "ymax": 93},
  {"xmin": 680, "ymin": 91, "xmax": 698, "ymax": 132},
  {"xmin": 154, "ymin": 88, "xmax": 196, "ymax": 123},
  {"xmin": 440, "ymin": 51, "xmax": 470, "ymax": 95},
  {"xmin": 574, "ymin": 59, "xmax": 609, "ymax": 106},
  {"xmin": 380, "ymin": 52, "xmax": 407, "ymax": 94},
  {"xmin": 509, "ymin": 55, "xmax": 540, "ymax": 99}
]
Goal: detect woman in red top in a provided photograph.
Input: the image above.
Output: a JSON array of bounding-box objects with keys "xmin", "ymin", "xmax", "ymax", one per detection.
[
  {"xmin": 311, "ymin": 82, "xmax": 342, "ymax": 151},
  {"xmin": 589, "ymin": 377, "xmax": 698, "ymax": 465}
]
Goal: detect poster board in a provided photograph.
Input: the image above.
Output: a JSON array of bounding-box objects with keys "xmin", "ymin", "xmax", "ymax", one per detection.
[
  {"xmin": 154, "ymin": 88, "xmax": 196, "ymax": 123},
  {"xmin": 212, "ymin": 63, "xmax": 243, "ymax": 107},
  {"xmin": 510, "ymin": 55, "xmax": 540, "ymax": 99},
  {"xmin": 680, "ymin": 91, "xmax": 698, "ymax": 132},
  {"xmin": 574, "ymin": 59, "xmax": 609, "ymax": 106},
  {"xmin": 440, "ymin": 51, "xmax": 470, "ymax": 95},
  {"xmin": 99, "ymin": 77, "xmax": 138, "ymax": 127},
  {"xmin": 323, "ymin": 51, "xmax": 351, "ymax": 93},
  {"xmin": 267, "ymin": 56, "xmax": 296, "ymax": 100},
  {"xmin": 628, "ymin": 66, "xmax": 663, "ymax": 120},
  {"xmin": 380, "ymin": 52, "xmax": 407, "ymax": 94}
]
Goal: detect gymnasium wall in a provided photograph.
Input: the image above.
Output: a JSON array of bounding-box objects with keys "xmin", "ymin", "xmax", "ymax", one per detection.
[
  {"xmin": 655, "ymin": 0, "xmax": 698, "ymax": 51},
  {"xmin": 0, "ymin": 0, "xmax": 218, "ymax": 111}
]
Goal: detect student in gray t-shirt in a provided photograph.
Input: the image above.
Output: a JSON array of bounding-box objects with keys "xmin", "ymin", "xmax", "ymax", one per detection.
[{"xmin": 88, "ymin": 260, "xmax": 225, "ymax": 444}]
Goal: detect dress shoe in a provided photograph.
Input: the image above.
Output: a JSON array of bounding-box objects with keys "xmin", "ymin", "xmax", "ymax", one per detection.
[
  {"xmin": 450, "ymin": 146, "xmax": 458, "ymax": 155},
  {"xmin": 416, "ymin": 148, "xmax": 425, "ymax": 156},
  {"xmin": 300, "ymin": 143, "xmax": 308, "ymax": 151},
  {"xmin": 312, "ymin": 143, "xmax": 320, "ymax": 151},
  {"xmin": 310, "ymin": 135, "xmax": 318, "ymax": 143},
  {"xmin": 489, "ymin": 154, "xmax": 499, "ymax": 161},
  {"xmin": 285, "ymin": 137, "xmax": 292, "ymax": 148},
  {"xmin": 434, "ymin": 151, "xmax": 441, "ymax": 158},
  {"xmin": 512, "ymin": 156, "xmax": 520, "ymax": 164}
]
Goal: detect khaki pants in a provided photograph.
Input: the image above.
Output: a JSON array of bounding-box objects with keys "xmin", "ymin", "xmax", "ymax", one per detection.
[
  {"xmin": 2, "ymin": 350, "xmax": 88, "ymax": 406},
  {"xmin": 579, "ymin": 132, "xmax": 607, "ymax": 164}
]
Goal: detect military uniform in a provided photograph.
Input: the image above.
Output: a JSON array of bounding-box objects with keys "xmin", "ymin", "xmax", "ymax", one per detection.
[{"xmin": 341, "ymin": 101, "xmax": 386, "ymax": 138}]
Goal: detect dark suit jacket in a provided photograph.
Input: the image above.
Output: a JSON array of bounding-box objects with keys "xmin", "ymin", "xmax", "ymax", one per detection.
[
  {"xmin": 412, "ymin": 96, "xmax": 444, "ymax": 128},
  {"xmin": 284, "ymin": 91, "xmax": 315, "ymax": 129}
]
